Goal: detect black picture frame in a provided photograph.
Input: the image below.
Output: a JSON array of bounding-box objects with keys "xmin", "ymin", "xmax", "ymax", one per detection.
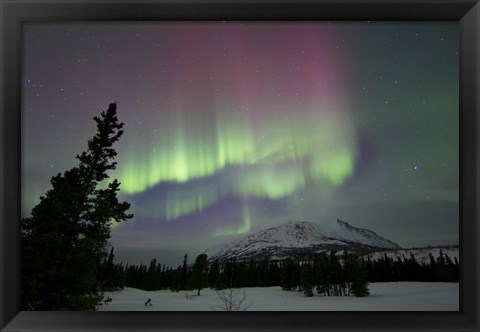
[{"xmin": 1, "ymin": 0, "xmax": 478, "ymax": 331}]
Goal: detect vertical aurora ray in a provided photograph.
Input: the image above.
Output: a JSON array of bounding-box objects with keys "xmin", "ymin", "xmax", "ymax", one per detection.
[
  {"xmin": 212, "ymin": 200, "xmax": 253, "ymax": 237},
  {"xmin": 214, "ymin": 107, "xmax": 258, "ymax": 167},
  {"xmin": 21, "ymin": 21, "xmax": 460, "ymax": 259},
  {"xmin": 23, "ymin": 22, "xmax": 363, "ymax": 239},
  {"xmin": 112, "ymin": 22, "xmax": 359, "ymax": 234}
]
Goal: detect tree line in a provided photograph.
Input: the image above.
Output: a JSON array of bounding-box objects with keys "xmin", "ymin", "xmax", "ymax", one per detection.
[
  {"xmin": 101, "ymin": 247, "xmax": 459, "ymax": 301},
  {"xmin": 364, "ymin": 251, "xmax": 459, "ymax": 283}
]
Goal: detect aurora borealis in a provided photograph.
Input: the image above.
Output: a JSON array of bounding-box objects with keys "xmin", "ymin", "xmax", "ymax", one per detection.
[{"xmin": 22, "ymin": 22, "xmax": 459, "ymax": 266}]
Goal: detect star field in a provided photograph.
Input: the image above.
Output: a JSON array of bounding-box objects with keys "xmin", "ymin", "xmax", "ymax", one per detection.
[{"xmin": 22, "ymin": 22, "xmax": 459, "ymax": 265}]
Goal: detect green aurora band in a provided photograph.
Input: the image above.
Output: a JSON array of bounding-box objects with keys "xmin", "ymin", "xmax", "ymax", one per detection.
[
  {"xmin": 117, "ymin": 100, "xmax": 358, "ymax": 228},
  {"xmin": 21, "ymin": 21, "xmax": 460, "ymax": 248}
]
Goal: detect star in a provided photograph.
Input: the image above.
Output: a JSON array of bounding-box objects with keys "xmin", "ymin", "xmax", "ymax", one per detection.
[{"xmin": 21, "ymin": 20, "xmax": 460, "ymax": 265}]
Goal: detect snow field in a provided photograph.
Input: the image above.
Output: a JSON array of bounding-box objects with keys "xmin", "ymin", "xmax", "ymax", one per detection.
[{"xmin": 98, "ymin": 282, "xmax": 458, "ymax": 311}]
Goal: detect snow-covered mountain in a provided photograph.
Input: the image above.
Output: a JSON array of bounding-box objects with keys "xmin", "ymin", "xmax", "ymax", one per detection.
[{"xmin": 209, "ymin": 220, "xmax": 401, "ymax": 262}]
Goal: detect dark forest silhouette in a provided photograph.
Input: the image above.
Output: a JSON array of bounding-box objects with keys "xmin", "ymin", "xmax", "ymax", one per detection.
[{"xmin": 99, "ymin": 247, "xmax": 458, "ymax": 304}]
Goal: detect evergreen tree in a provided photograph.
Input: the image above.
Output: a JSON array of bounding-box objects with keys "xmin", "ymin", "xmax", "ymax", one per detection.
[
  {"xmin": 392, "ymin": 257, "xmax": 405, "ymax": 281},
  {"xmin": 404, "ymin": 253, "xmax": 419, "ymax": 281},
  {"xmin": 343, "ymin": 251, "xmax": 356, "ymax": 296},
  {"xmin": 268, "ymin": 261, "xmax": 281, "ymax": 286},
  {"xmin": 365, "ymin": 256, "xmax": 376, "ymax": 282},
  {"xmin": 245, "ymin": 260, "xmax": 257, "ymax": 287},
  {"xmin": 381, "ymin": 254, "xmax": 394, "ymax": 282},
  {"xmin": 235, "ymin": 261, "xmax": 248, "ymax": 288},
  {"xmin": 300, "ymin": 263, "xmax": 314, "ymax": 297},
  {"xmin": 224, "ymin": 260, "xmax": 236, "ymax": 288},
  {"xmin": 181, "ymin": 254, "xmax": 189, "ymax": 290},
  {"xmin": 170, "ymin": 266, "xmax": 182, "ymax": 292},
  {"xmin": 162, "ymin": 266, "xmax": 174, "ymax": 290},
  {"xmin": 314, "ymin": 252, "xmax": 331, "ymax": 296},
  {"xmin": 101, "ymin": 247, "xmax": 123, "ymax": 291},
  {"xmin": 208, "ymin": 260, "xmax": 222, "ymax": 290},
  {"xmin": 436, "ymin": 250, "xmax": 450, "ymax": 281},
  {"xmin": 351, "ymin": 257, "xmax": 369, "ymax": 297},
  {"xmin": 453, "ymin": 257, "xmax": 460, "ymax": 282},
  {"xmin": 280, "ymin": 258, "xmax": 295, "ymax": 290},
  {"xmin": 428, "ymin": 253, "xmax": 438, "ymax": 281},
  {"xmin": 444, "ymin": 254, "xmax": 456, "ymax": 282},
  {"xmin": 190, "ymin": 254, "xmax": 208, "ymax": 295},
  {"xmin": 328, "ymin": 251, "xmax": 343, "ymax": 296},
  {"xmin": 256, "ymin": 257, "xmax": 269, "ymax": 287},
  {"xmin": 21, "ymin": 103, "xmax": 132, "ymax": 310},
  {"xmin": 145, "ymin": 258, "xmax": 161, "ymax": 290}
]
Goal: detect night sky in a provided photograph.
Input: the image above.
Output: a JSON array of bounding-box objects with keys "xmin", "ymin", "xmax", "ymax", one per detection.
[{"xmin": 22, "ymin": 22, "xmax": 459, "ymax": 266}]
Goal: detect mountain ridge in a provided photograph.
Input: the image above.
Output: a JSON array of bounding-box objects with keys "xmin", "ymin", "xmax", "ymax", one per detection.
[{"xmin": 209, "ymin": 219, "xmax": 401, "ymax": 262}]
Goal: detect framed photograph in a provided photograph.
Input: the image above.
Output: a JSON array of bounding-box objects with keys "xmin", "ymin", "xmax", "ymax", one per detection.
[{"xmin": 1, "ymin": 0, "xmax": 478, "ymax": 331}]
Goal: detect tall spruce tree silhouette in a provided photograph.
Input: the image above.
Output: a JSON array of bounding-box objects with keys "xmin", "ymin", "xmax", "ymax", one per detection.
[
  {"xmin": 191, "ymin": 253, "xmax": 208, "ymax": 296},
  {"xmin": 21, "ymin": 103, "xmax": 133, "ymax": 310}
]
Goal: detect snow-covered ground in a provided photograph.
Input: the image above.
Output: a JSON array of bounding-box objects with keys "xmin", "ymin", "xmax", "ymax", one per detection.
[{"xmin": 98, "ymin": 282, "xmax": 458, "ymax": 311}]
